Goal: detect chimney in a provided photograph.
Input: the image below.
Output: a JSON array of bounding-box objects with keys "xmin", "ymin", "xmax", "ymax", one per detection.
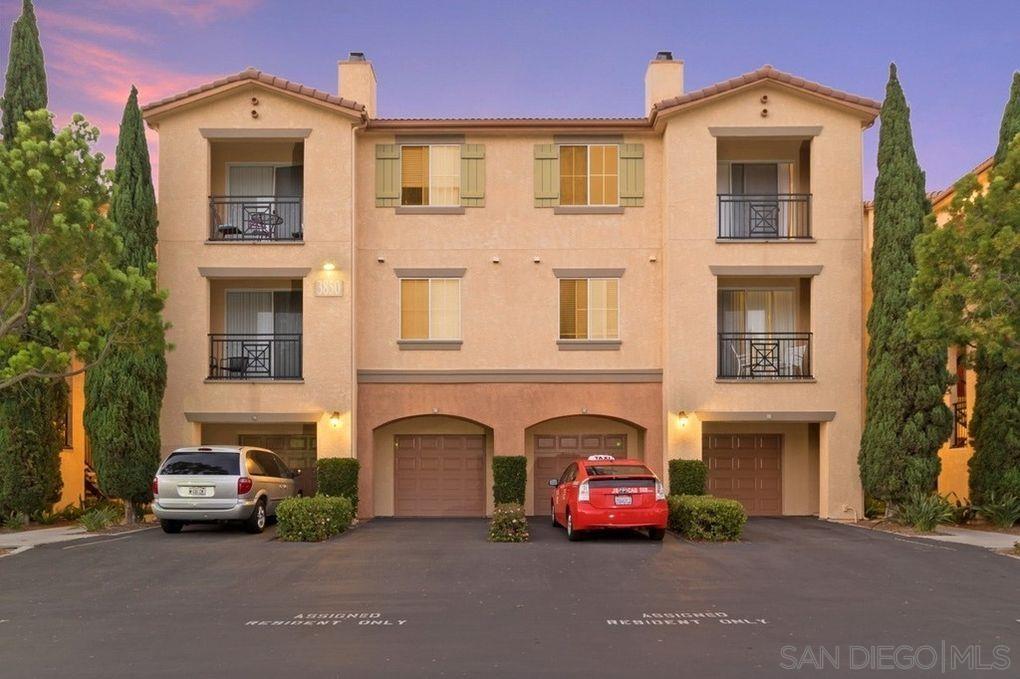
[
  {"xmin": 644, "ymin": 51, "xmax": 683, "ymax": 116},
  {"xmin": 338, "ymin": 51, "xmax": 377, "ymax": 118}
]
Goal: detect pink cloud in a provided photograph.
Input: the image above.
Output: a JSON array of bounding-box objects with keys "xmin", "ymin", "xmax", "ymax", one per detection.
[
  {"xmin": 36, "ymin": 7, "xmax": 148, "ymax": 43},
  {"xmin": 98, "ymin": 0, "xmax": 262, "ymax": 26},
  {"xmin": 48, "ymin": 35, "xmax": 219, "ymax": 108}
]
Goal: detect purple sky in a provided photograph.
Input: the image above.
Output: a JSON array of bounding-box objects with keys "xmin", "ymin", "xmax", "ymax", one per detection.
[{"xmin": 2, "ymin": 0, "xmax": 1018, "ymax": 196}]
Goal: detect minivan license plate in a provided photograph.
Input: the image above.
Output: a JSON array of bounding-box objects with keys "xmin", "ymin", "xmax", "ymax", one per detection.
[
  {"xmin": 614, "ymin": 495, "xmax": 633, "ymax": 506},
  {"xmin": 183, "ymin": 486, "xmax": 211, "ymax": 497}
]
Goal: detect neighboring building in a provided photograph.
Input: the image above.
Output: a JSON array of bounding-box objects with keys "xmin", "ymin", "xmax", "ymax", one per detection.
[
  {"xmin": 55, "ymin": 363, "xmax": 88, "ymax": 510},
  {"xmin": 863, "ymin": 157, "xmax": 993, "ymax": 501},
  {"xmin": 142, "ymin": 52, "xmax": 879, "ymax": 519}
]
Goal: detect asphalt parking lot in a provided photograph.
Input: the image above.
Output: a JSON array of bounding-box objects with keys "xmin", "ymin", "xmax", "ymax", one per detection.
[{"xmin": 0, "ymin": 517, "xmax": 1017, "ymax": 678}]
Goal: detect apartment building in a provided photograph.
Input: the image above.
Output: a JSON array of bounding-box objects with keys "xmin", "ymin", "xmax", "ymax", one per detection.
[{"xmin": 142, "ymin": 52, "xmax": 879, "ymax": 519}]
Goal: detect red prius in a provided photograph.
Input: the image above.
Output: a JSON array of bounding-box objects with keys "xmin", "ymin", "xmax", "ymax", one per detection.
[{"xmin": 550, "ymin": 455, "xmax": 668, "ymax": 541}]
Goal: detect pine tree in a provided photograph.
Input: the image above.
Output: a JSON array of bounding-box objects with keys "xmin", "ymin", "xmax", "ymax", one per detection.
[
  {"xmin": 84, "ymin": 87, "xmax": 167, "ymax": 523},
  {"xmin": 859, "ymin": 64, "xmax": 953, "ymax": 506},
  {"xmin": 1, "ymin": 0, "xmax": 47, "ymax": 144},
  {"xmin": 969, "ymin": 72, "xmax": 1020, "ymax": 502},
  {"xmin": 0, "ymin": 0, "xmax": 66, "ymax": 519}
]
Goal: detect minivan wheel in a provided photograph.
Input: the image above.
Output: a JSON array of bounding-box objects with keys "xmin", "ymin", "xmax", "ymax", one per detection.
[
  {"xmin": 566, "ymin": 512, "xmax": 582, "ymax": 541},
  {"xmin": 244, "ymin": 500, "xmax": 267, "ymax": 534},
  {"xmin": 160, "ymin": 519, "xmax": 184, "ymax": 534},
  {"xmin": 648, "ymin": 527, "xmax": 666, "ymax": 541}
]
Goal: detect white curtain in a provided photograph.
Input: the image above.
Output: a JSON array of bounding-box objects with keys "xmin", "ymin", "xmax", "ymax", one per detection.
[
  {"xmin": 719, "ymin": 289, "xmax": 795, "ymax": 333},
  {"xmin": 226, "ymin": 291, "xmax": 273, "ymax": 335},
  {"xmin": 428, "ymin": 279, "xmax": 460, "ymax": 339},
  {"xmin": 588, "ymin": 279, "xmax": 619, "ymax": 339},
  {"xmin": 228, "ymin": 166, "xmax": 275, "ymax": 197},
  {"xmin": 429, "ymin": 146, "xmax": 460, "ymax": 206}
]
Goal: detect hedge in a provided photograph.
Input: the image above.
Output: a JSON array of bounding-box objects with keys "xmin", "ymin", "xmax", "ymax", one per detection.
[
  {"xmin": 668, "ymin": 459, "xmax": 707, "ymax": 496},
  {"xmin": 316, "ymin": 458, "xmax": 359, "ymax": 511},
  {"xmin": 276, "ymin": 495, "xmax": 354, "ymax": 542},
  {"xmin": 668, "ymin": 495, "xmax": 746, "ymax": 541},
  {"xmin": 493, "ymin": 456, "xmax": 527, "ymax": 504},
  {"xmin": 488, "ymin": 502, "xmax": 529, "ymax": 542}
]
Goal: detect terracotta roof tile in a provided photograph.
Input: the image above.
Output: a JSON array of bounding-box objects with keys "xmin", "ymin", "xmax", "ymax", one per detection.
[
  {"xmin": 653, "ymin": 64, "xmax": 881, "ymax": 116},
  {"xmin": 141, "ymin": 67, "xmax": 365, "ymax": 116}
]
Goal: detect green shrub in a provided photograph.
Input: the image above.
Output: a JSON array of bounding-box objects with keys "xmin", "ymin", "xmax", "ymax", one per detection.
[
  {"xmin": 668, "ymin": 495, "xmax": 746, "ymax": 541},
  {"xmin": 493, "ymin": 456, "xmax": 527, "ymax": 504},
  {"xmin": 277, "ymin": 495, "xmax": 354, "ymax": 542},
  {"xmin": 974, "ymin": 491, "xmax": 1020, "ymax": 528},
  {"xmin": 1, "ymin": 511, "xmax": 28, "ymax": 530},
  {"xmin": 316, "ymin": 458, "xmax": 360, "ymax": 511},
  {"xmin": 895, "ymin": 493, "xmax": 956, "ymax": 532},
  {"xmin": 488, "ymin": 502, "xmax": 529, "ymax": 542},
  {"xmin": 79, "ymin": 505, "xmax": 121, "ymax": 532},
  {"xmin": 668, "ymin": 459, "xmax": 707, "ymax": 496}
]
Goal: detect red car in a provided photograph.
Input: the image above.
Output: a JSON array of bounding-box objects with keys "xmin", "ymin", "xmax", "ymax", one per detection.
[{"xmin": 550, "ymin": 455, "xmax": 668, "ymax": 541}]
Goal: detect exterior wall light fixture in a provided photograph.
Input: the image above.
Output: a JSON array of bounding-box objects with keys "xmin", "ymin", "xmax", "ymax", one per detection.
[
  {"xmin": 676, "ymin": 411, "xmax": 689, "ymax": 428},
  {"xmin": 329, "ymin": 411, "xmax": 342, "ymax": 429}
]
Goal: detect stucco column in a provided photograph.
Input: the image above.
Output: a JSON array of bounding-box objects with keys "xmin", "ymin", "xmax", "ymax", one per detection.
[{"xmin": 818, "ymin": 419, "xmax": 863, "ymax": 520}]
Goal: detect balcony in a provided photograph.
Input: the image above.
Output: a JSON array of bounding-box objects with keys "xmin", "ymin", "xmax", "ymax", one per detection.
[
  {"xmin": 209, "ymin": 196, "xmax": 302, "ymax": 241},
  {"xmin": 717, "ymin": 193, "xmax": 811, "ymax": 239},
  {"xmin": 718, "ymin": 332, "xmax": 813, "ymax": 379},
  {"xmin": 208, "ymin": 334, "xmax": 302, "ymax": 380}
]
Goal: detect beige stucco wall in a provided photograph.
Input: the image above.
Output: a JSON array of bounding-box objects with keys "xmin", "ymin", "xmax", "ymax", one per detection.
[
  {"xmin": 152, "ymin": 85, "xmax": 358, "ymax": 462},
  {"xmin": 662, "ymin": 83, "xmax": 868, "ymax": 519},
  {"xmin": 355, "ymin": 132, "xmax": 663, "ymax": 371}
]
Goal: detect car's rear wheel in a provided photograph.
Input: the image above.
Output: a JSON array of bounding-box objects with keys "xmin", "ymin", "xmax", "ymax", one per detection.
[
  {"xmin": 566, "ymin": 511, "xmax": 582, "ymax": 541},
  {"xmin": 648, "ymin": 527, "xmax": 666, "ymax": 541},
  {"xmin": 244, "ymin": 499, "xmax": 267, "ymax": 534},
  {"xmin": 160, "ymin": 519, "xmax": 183, "ymax": 534}
]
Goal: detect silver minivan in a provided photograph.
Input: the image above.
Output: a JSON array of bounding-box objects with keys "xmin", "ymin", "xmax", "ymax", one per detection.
[{"xmin": 152, "ymin": 446, "xmax": 301, "ymax": 534}]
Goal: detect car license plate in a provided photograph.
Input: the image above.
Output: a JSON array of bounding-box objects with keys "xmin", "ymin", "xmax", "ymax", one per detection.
[
  {"xmin": 614, "ymin": 495, "xmax": 633, "ymax": 506},
  {"xmin": 182, "ymin": 486, "xmax": 212, "ymax": 497}
]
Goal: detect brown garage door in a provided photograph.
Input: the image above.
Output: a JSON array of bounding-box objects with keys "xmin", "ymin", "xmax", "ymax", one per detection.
[
  {"xmin": 704, "ymin": 434, "xmax": 782, "ymax": 516},
  {"xmin": 394, "ymin": 434, "xmax": 485, "ymax": 517},
  {"xmin": 532, "ymin": 433, "xmax": 628, "ymax": 515}
]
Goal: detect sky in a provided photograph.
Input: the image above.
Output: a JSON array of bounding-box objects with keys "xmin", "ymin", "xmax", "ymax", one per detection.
[{"xmin": 1, "ymin": 0, "xmax": 1018, "ymax": 196}]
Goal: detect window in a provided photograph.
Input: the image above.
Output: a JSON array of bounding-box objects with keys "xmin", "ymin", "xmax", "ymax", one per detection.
[
  {"xmin": 559, "ymin": 144, "xmax": 618, "ymax": 206},
  {"xmin": 400, "ymin": 278, "xmax": 461, "ymax": 340},
  {"xmin": 559, "ymin": 278, "xmax": 619, "ymax": 340},
  {"xmin": 401, "ymin": 145, "xmax": 460, "ymax": 206},
  {"xmin": 161, "ymin": 452, "xmax": 240, "ymax": 476},
  {"xmin": 718, "ymin": 289, "xmax": 795, "ymax": 334}
]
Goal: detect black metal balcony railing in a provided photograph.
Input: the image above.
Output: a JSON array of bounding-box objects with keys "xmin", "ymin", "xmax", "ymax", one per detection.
[
  {"xmin": 718, "ymin": 332, "xmax": 813, "ymax": 379},
  {"xmin": 951, "ymin": 401, "xmax": 968, "ymax": 448},
  {"xmin": 209, "ymin": 196, "xmax": 302, "ymax": 241},
  {"xmin": 208, "ymin": 334, "xmax": 302, "ymax": 380},
  {"xmin": 717, "ymin": 194, "xmax": 811, "ymax": 239}
]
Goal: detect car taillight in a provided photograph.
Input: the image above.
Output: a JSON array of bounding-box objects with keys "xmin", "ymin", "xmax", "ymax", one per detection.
[
  {"xmin": 237, "ymin": 477, "xmax": 253, "ymax": 495},
  {"xmin": 578, "ymin": 480, "xmax": 590, "ymax": 502},
  {"xmin": 655, "ymin": 480, "xmax": 666, "ymax": 501},
  {"xmin": 151, "ymin": 477, "xmax": 158, "ymax": 496}
]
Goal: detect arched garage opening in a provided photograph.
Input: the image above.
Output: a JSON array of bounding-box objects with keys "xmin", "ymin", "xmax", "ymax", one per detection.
[
  {"xmin": 525, "ymin": 415, "xmax": 646, "ymax": 516},
  {"xmin": 372, "ymin": 414, "xmax": 493, "ymax": 518}
]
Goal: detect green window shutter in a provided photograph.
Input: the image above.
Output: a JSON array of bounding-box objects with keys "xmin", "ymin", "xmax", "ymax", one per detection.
[
  {"xmin": 619, "ymin": 143, "xmax": 644, "ymax": 207},
  {"xmin": 375, "ymin": 144, "xmax": 400, "ymax": 207},
  {"xmin": 534, "ymin": 144, "xmax": 559, "ymax": 207},
  {"xmin": 460, "ymin": 144, "xmax": 485, "ymax": 207}
]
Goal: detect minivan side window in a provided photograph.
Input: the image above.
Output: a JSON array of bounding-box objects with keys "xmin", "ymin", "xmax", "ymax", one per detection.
[
  {"xmin": 254, "ymin": 451, "xmax": 282, "ymax": 477},
  {"xmin": 245, "ymin": 454, "xmax": 268, "ymax": 477},
  {"xmin": 271, "ymin": 453, "xmax": 291, "ymax": 478}
]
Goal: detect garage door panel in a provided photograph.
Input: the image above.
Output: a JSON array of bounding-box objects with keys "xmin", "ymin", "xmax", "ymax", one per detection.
[
  {"xmin": 393, "ymin": 434, "xmax": 485, "ymax": 517},
  {"xmin": 704, "ymin": 434, "xmax": 783, "ymax": 517}
]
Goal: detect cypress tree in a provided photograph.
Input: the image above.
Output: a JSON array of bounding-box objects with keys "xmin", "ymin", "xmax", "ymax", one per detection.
[
  {"xmin": 84, "ymin": 87, "xmax": 167, "ymax": 523},
  {"xmin": 1, "ymin": 0, "xmax": 47, "ymax": 144},
  {"xmin": 0, "ymin": 0, "xmax": 66, "ymax": 519},
  {"xmin": 859, "ymin": 64, "xmax": 953, "ymax": 506},
  {"xmin": 968, "ymin": 71, "xmax": 1020, "ymax": 502}
]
